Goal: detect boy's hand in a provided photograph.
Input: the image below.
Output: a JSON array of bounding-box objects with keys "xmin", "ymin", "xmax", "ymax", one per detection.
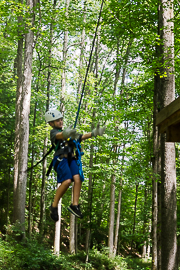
[
  {"xmin": 62, "ymin": 125, "xmax": 77, "ymax": 140},
  {"xmin": 71, "ymin": 132, "xmax": 81, "ymax": 140},
  {"xmin": 91, "ymin": 123, "xmax": 106, "ymax": 137}
]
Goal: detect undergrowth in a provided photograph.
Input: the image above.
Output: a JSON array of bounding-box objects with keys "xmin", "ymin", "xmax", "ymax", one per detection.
[{"xmin": 0, "ymin": 236, "xmax": 151, "ymax": 270}]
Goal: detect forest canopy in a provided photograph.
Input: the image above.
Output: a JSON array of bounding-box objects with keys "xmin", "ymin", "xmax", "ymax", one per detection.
[{"xmin": 1, "ymin": 0, "xmax": 180, "ymax": 269}]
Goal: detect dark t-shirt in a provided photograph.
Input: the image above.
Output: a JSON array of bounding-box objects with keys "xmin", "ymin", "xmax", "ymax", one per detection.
[
  {"xmin": 50, "ymin": 128, "xmax": 61, "ymax": 144},
  {"xmin": 50, "ymin": 128, "xmax": 63, "ymax": 156}
]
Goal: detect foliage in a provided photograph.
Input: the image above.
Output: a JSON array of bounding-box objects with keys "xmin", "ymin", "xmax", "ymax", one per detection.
[
  {"xmin": 0, "ymin": 233, "xmax": 152, "ymax": 270},
  {"xmin": 0, "ymin": 238, "xmax": 57, "ymax": 270},
  {"xmin": 0, "ymin": 236, "xmax": 130, "ymax": 270},
  {"xmin": 124, "ymin": 256, "xmax": 151, "ymax": 270},
  {"xmin": 1, "ymin": 0, "xmax": 180, "ymax": 267}
]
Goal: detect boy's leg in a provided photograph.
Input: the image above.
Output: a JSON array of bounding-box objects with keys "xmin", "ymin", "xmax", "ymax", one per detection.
[
  {"xmin": 67, "ymin": 174, "xmax": 83, "ymax": 218},
  {"xmin": 72, "ymin": 174, "xmax": 82, "ymax": 205},
  {"xmin": 52, "ymin": 179, "xmax": 72, "ymax": 207},
  {"xmin": 50, "ymin": 179, "xmax": 72, "ymax": 222}
]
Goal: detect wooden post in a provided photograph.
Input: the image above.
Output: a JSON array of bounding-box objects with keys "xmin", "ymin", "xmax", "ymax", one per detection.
[{"xmin": 54, "ymin": 184, "xmax": 62, "ymax": 255}]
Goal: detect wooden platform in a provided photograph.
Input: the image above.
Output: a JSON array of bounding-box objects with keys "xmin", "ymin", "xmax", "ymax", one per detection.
[{"xmin": 156, "ymin": 96, "xmax": 180, "ymax": 142}]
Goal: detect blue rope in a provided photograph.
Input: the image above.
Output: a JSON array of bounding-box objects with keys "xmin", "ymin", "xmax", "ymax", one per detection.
[{"xmin": 74, "ymin": 0, "xmax": 104, "ymax": 128}]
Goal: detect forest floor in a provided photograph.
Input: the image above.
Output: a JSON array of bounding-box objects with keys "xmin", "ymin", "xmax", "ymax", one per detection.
[{"xmin": 0, "ymin": 236, "xmax": 152, "ymax": 270}]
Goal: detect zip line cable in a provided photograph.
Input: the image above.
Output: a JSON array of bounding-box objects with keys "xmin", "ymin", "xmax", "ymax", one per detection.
[
  {"xmin": 26, "ymin": 0, "xmax": 104, "ymax": 173},
  {"xmin": 74, "ymin": 0, "xmax": 105, "ymax": 128}
]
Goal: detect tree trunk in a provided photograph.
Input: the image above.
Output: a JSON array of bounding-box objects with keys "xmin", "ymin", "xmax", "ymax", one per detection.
[
  {"xmin": 39, "ymin": 7, "xmax": 54, "ymax": 233},
  {"xmin": 113, "ymin": 133, "xmax": 127, "ymax": 256},
  {"xmin": 142, "ymin": 187, "xmax": 147, "ymax": 258},
  {"xmin": 110, "ymin": 39, "xmax": 131, "ymax": 257},
  {"xmin": 69, "ymin": 214, "xmax": 76, "ymax": 254},
  {"xmin": 161, "ymin": 138, "xmax": 177, "ymax": 270},
  {"xmin": 131, "ymin": 184, "xmax": 139, "ymax": 252},
  {"xmin": 152, "ymin": 76, "xmax": 158, "ymax": 268},
  {"xmin": 28, "ymin": 103, "xmax": 37, "ymax": 237},
  {"xmin": 108, "ymin": 173, "xmax": 116, "ymax": 257},
  {"xmin": 13, "ymin": 0, "xmax": 35, "ymax": 234},
  {"xmin": 152, "ymin": 72, "xmax": 161, "ymax": 270},
  {"xmin": 39, "ymin": 136, "xmax": 47, "ymax": 234},
  {"xmin": 85, "ymin": 142, "xmax": 94, "ymax": 259},
  {"xmin": 60, "ymin": 0, "xmax": 70, "ymax": 114},
  {"xmin": 77, "ymin": 1, "xmax": 86, "ymax": 100},
  {"xmin": 85, "ymin": 15, "xmax": 100, "ymax": 259},
  {"xmin": 52, "ymin": 0, "xmax": 69, "ymax": 253},
  {"xmin": 6, "ymin": 166, "xmax": 11, "ymax": 227},
  {"xmin": 159, "ymin": 1, "xmax": 177, "ymax": 269},
  {"xmin": 70, "ymin": 182, "xmax": 76, "ymax": 254},
  {"xmin": 54, "ymin": 184, "xmax": 62, "ymax": 255},
  {"xmin": 108, "ymin": 37, "xmax": 121, "ymax": 258},
  {"xmin": 13, "ymin": 0, "xmax": 24, "ymax": 225},
  {"xmin": 113, "ymin": 179, "xmax": 122, "ymax": 256},
  {"xmin": 147, "ymin": 224, "xmax": 151, "ymax": 259}
]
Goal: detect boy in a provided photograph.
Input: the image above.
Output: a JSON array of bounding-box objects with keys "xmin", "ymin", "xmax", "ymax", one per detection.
[{"xmin": 45, "ymin": 109, "xmax": 105, "ymax": 222}]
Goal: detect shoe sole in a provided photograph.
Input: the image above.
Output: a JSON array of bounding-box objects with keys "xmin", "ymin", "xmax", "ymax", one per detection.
[{"xmin": 67, "ymin": 206, "xmax": 83, "ymax": 218}]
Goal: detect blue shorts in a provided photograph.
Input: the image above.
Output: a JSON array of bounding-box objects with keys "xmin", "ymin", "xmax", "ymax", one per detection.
[{"xmin": 53, "ymin": 157, "xmax": 79, "ymax": 183}]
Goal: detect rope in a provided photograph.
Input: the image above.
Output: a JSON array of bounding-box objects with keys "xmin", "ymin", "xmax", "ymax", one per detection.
[
  {"xmin": 26, "ymin": 145, "xmax": 54, "ymax": 172},
  {"xmin": 26, "ymin": 0, "xmax": 104, "ymax": 174},
  {"xmin": 74, "ymin": 0, "xmax": 105, "ymax": 128}
]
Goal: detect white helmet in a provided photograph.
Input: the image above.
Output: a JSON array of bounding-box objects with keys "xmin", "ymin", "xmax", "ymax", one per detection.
[{"xmin": 45, "ymin": 110, "xmax": 63, "ymax": 123}]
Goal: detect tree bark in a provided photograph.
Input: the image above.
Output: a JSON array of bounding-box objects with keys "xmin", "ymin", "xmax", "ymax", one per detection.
[
  {"xmin": 60, "ymin": 0, "xmax": 70, "ymax": 114},
  {"xmin": 39, "ymin": 1, "xmax": 55, "ymax": 232},
  {"xmin": 28, "ymin": 102, "xmax": 37, "ymax": 237},
  {"xmin": 85, "ymin": 15, "xmax": 100, "ymax": 259},
  {"xmin": 85, "ymin": 142, "xmax": 94, "ymax": 258},
  {"xmin": 113, "ymin": 177, "xmax": 122, "ymax": 257},
  {"xmin": 108, "ymin": 37, "xmax": 121, "ymax": 258},
  {"xmin": 70, "ymin": 183, "xmax": 76, "ymax": 254},
  {"xmin": 109, "ymin": 39, "xmax": 132, "ymax": 257},
  {"xmin": 159, "ymin": 1, "xmax": 177, "ymax": 269},
  {"xmin": 39, "ymin": 136, "xmax": 47, "ymax": 234},
  {"xmin": 152, "ymin": 72, "xmax": 161, "ymax": 270},
  {"xmin": 13, "ymin": 0, "xmax": 35, "ymax": 234},
  {"xmin": 77, "ymin": 1, "xmax": 86, "ymax": 100},
  {"xmin": 13, "ymin": 0, "xmax": 24, "ymax": 225},
  {"xmin": 113, "ymin": 129, "xmax": 127, "ymax": 256},
  {"xmin": 108, "ymin": 173, "xmax": 116, "ymax": 257},
  {"xmin": 142, "ymin": 186, "xmax": 147, "ymax": 258},
  {"xmin": 131, "ymin": 184, "xmax": 139, "ymax": 252},
  {"xmin": 54, "ymin": 185, "xmax": 62, "ymax": 255}
]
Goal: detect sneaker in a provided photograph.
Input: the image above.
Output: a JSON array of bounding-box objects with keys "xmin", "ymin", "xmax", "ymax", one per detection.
[
  {"xmin": 67, "ymin": 204, "xmax": 83, "ymax": 218},
  {"xmin": 49, "ymin": 204, "xmax": 59, "ymax": 222}
]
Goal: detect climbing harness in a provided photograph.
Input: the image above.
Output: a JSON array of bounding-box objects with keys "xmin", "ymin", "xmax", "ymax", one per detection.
[
  {"xmin": 73, "ymin": 139, "xmax": 84, "ymax": 181},
  {"xmin": 47, "ymin": 136, "xmax": 84, "ymax": 181}
]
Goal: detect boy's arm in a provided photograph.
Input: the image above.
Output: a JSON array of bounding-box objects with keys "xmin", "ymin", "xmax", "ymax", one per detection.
[
  {"xmin": 55, "ymin": 131, "xmax": 92, "ymax": 142},
  {"xmin": 81, "ymin": 123, "xmax": 106, "ymax": 141},
  {"xmin": 55, "ymin": 125, "xmax": 78, "ymax": 140},
  {"xmin": 52, "ymin": 124, "xmax": 105, "ymax": 142},
  {"xmin": 55, "ymin": 132, "xmax": 64, "ymax": 140},
  {"xmin": 81, "ymin": 132, "xmax": 92, "ymax": 141}
]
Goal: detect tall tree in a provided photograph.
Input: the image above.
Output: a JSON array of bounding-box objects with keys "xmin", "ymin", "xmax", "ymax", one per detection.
[
  {"xmin": 13, "ymin": 0, "xmax": 35, "ymax": 233},
  {"xmin": 159, "ymin": 0, "xmax": 177, "ymax": 269},
  {"xmin": 13, "ymin": 0, "xmax": 24, "ymax": 226},
  {"xmin": 113, "ymin": 140, "xmax": 126, "ymax": 257},
  {"xmin": 60, "ymin": 0, "xmax": 70, "ymax": 114},
  {"xmin": 39, "ymin": 0, "xmax": 57, "ymax": 238},
  {"xmin": 152, "ymin": 56, "xmax": 161, "ymax": 270}
]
